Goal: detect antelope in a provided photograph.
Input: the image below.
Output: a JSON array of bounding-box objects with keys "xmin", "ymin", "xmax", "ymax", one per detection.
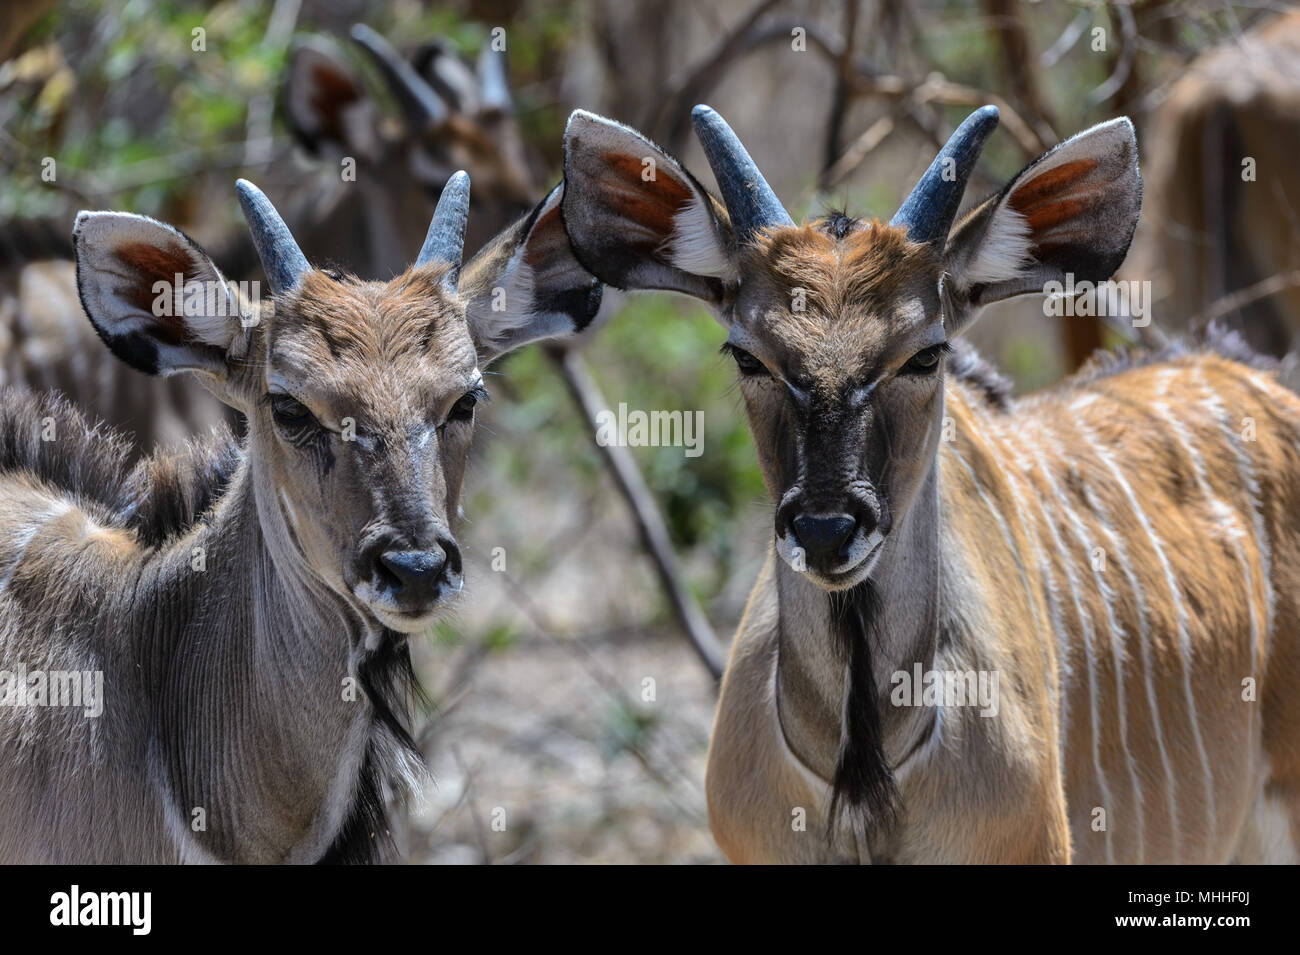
[
  {"xmin": 0, "ymin": 172, "xmax": 602, "ymax": 863},
  {"xmin": 277, "ymin": 24, "xmax": 538, "ymax": 277},
  {"xmin": 560, "ymin": 104, "xmax": 1300, "ymax": 863},
  {"xmin": 0, "ymin": 24, "xmax": 538, "ymax": 454},
  {"xmin": 1129, "ymin": 9, "xmax": 1300, "ymax": 355}
]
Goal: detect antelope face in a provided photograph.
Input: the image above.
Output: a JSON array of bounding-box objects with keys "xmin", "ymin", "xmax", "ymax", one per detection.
[
  {"xmin": 563, "ymin": 104, "xmax": 1139, "ymax": 593},
  {"xmin": 75, "ymin": 172, "xmax": 603, "ymax": 636},
  {"xmin": 256, "ymin": 268, "xmax": 479, "ymax": 631},
  {"xmin": 724, "ymin": 225, "xmax": 947, "ymax": 588}
]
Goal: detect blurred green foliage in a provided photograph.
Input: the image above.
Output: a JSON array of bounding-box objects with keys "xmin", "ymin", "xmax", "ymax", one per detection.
[{"xmin": 0, "ymin": 0, "xmax": 586, "ymax": 219}]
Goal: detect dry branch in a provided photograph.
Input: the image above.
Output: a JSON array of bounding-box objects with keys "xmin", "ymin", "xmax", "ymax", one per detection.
[{"xmin": 545, "ymin": 347, "xmax": 727, "ymax": 681}]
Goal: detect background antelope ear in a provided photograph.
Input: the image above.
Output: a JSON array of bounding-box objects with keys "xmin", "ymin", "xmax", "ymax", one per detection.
[
  {"xmin": 943, "ymin": 117, "xmax": 1142, "ymax": 330},
  {"xmin": 561, "ymin": 109, "xmax": 735, "ymax": 310},
  {"xmin": 459, "ymin": 183, "xmax": 605, "ymax": 364},
  {"xmin": 412, "ymin": 38, "xmax": 481, "ymax": 115},
  {"xmin": 73, "ymin": 212, "xmax": 244, "ymax": 377},
  {"xmin": 284, "ymin": 37, "xmax": 382, "ymax": 164}
]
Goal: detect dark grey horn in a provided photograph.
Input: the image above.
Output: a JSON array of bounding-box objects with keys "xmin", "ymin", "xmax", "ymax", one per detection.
[
  {"xmin": 350, "ymin": 24, "xmax": 447, "ymax": 129},
  {"xmin": 416, "ymin": 170, "xmax": 470, "ymax": 284},
  {"xmin": 691, "ymin": 104, "xmax": 793, "ymax": 243},
  {"xmin": 890, "ymin": 105, "xmax": 1000, "ymax": 247},
  {"xmin": 236, "ymin": 179, "xmax": 309, "ymax": 296}
]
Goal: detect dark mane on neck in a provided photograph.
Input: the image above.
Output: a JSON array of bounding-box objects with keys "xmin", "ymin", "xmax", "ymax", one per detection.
[
  {"xmin": 319, "ymin": 635, "xmax": 427, "ymax": 864},
  {"xmin": 827, "ymin": 582, "xmax": 901, "ymax": 840},
  {"xmin": 946, "ymin": 338, "xmax": 1013, "ymax": 409},
  {"xmin": 0, "ymin": 386, "xmax": 243, "ymax": 547},
  {"xmin": 1064, "ymin": 320, "xmax": 1278, "ymax": 391}
]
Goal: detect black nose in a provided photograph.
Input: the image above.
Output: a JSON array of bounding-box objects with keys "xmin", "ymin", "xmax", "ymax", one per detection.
[
  {"xmin": 791, "ymin": 513, "xmax": 857, "ymax": 568},
  {"xmin": 378, "ymin": 547, "xmax": 447, "ymax": 604}
]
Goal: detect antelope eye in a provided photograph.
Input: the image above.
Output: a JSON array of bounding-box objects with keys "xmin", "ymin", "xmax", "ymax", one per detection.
[
  {"xmin": 725, "ymin": 344, "xmax": 767, "ymax": 377},
  {"xmin": 448, "ymin": 387, "xmax": 488, "ymax": 423},
  {"xmin": 903, "ymin": 344, "xmax": 948, "ymax": 375},
  {"xmin": 270, "ymin": 394, "xmax": 312, "ymax": 424}
]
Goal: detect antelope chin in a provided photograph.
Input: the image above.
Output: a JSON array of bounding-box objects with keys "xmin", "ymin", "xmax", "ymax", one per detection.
[
  {"xmin": 371, "ymin": 605, "xmax": 447, "ymax": 634},
  {"xmin": 355, "ymin": 577, "xmax": 464, "ymax": 634},
  {"xmin": 776, "ymin": 528, "xmax": 886, "ymax": 592}
]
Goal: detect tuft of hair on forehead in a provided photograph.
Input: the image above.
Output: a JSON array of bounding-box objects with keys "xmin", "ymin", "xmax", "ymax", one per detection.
[
  {"xmin": 744, "ymin": 219, "xmax": 941, "ymax": 317},
  {"xmin": 271, "ymin": 265, "xmax": 465, "ymax": 362}
]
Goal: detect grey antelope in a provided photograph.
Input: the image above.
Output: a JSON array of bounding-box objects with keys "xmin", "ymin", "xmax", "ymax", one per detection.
[
  {"xmin": 0, "ymin": 173, "xmax": 602, "ymax": 863},
  {"xmin": 561, "ymin": 105, "xmax": 1300, "ymax": 863}
]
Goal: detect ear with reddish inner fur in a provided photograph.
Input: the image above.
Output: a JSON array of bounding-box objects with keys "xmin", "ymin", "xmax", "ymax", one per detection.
[
  {"xmin": 459, "ymin": 182, "xmax": 604, "ymax": 364},
  {"xmin": 74, "ymin": 212, "xmax": 243, "ymax": 378},
  {"xmin": 943, "ymin": 117, "xmax": 1142, "ymax": 331},
  {"xmin": 284, "ymin": 37, "xmax": 381, "ymax": 163},
  {"xmin": 561, "ymin": 109, "xmax": 735, "ymax": 308}
]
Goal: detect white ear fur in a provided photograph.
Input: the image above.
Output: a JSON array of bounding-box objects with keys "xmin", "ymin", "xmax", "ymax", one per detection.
[
  {"xmin": 463, "ymin": 183, "xmax": 605, "ymax": 363},
  {"xmin": 74, "ymin": 211, "xmax": 243, "ymax": 376},
  {"xmin": 561, "ymin": 109, "xmax": 735, "ymax": 306},
  {"xmin": 666, "ymin": 196, "xmax": 733, "ymax": 278},
  {"xmin": 957, "ymin": 205, "xmax": 1033, "ymax": 286},
  {"xmin": 946, "ymin": 117, "xmax": 1141, "ymax": 311}
]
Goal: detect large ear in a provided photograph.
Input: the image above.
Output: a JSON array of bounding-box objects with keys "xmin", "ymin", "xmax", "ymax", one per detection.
[
  {"xmin": 943, "ymin": 117, "xmax": 1141, "ymax": 329},
  {"xmin": 73, "ymin": 212, "xmax": 246, "ymax": 378},
  {"xmin": 459, "ymin": 182, "xmax": 605, "ymax": 364},
  {"xmin": 561, "ymin": 109, "xmax": 735, "ymax": 309},
  {"xmin": 284, "ymin": 37, "xmax": 382, "ymax": 163}
]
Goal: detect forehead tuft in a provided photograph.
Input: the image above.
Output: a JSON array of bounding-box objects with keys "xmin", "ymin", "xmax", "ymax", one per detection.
[
  {"xmin": 266, "ymin": 266, "xmax": 477, "ymax": 399},
  {"xmin": 745, "ymin": 220, "xmax": 940, "ymax": 311},
  {"xmin": 270, "ymin": 266, "xmax": 466, "ymax": 358}
]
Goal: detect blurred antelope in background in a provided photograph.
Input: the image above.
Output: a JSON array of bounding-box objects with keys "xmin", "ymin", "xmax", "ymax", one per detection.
[
  {"xmin": 562, "ymin": 104, "xmax": 1300, "ymax": 863},
  {"xmin": 0, "ymin": 172, "xmax": 602, "ymax": 863},
  {"xmin": 0, "ymin": 23, "xmax": 539, "ymax": 453},
  {"xmin": 274, "ymin": 24, "xmax": 538, "ymax": 277},
  {"xmin": 1130, "ymin": 8, "xmax": 1300, "ymax": 355}
]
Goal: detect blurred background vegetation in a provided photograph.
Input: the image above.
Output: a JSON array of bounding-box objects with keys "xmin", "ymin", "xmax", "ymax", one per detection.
[{"xmin": 1, "ymin": 0, "xmax": 1291, "ymax": 862}]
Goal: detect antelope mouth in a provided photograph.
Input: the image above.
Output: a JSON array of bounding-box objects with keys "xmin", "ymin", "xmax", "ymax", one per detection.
[
  {"xmin": 776, "ymin": 527, "xmax": 886, "ymax": 591},
  {"xmin": 354, "ymin": 576, "xmax": 465, "ymax": 634}
]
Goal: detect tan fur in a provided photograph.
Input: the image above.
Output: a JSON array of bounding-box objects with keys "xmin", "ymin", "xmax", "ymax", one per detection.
[{"xmin": 710, "ymin": 337, "xmax": 1300, "ymax": 863}]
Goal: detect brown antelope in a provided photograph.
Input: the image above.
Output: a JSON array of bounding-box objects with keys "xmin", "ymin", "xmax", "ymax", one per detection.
[
  {"xmin": 1129, "ymin": 9, "xmax": 1300, "ymax": 355},
  {"xmin": 278, "ymin": 24, "xmax": 537, "ymax": 275},
  {"xmin": 561, "ymin": 105, "xmax": 1300, "ymax": 863},
  {"xmin": 0, "ymin": 172, "xmax": 602, "ymax": 863}
]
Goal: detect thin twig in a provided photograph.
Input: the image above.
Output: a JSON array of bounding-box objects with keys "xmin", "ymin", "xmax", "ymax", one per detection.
[
  {"xmin": 1088, "ymin": 1, "xmax": 1138, "ymax": 108},
  {"xmin": 544, "ymin": 347, "xmax": 726, "ymax": 681},
  {"xmin": 1188, "ymin": 270, "xmax": 1300, "ymax": 332},
  {"xmin": 649, "ymin": 0, "xmax": 786, "ymax": 150}
]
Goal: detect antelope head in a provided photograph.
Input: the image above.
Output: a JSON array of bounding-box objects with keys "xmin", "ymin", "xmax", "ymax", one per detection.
[
  {"xmin": 73, "ymin": 174, "xmax": 601, "ymax": 633},
  {"xmin": 562, "ymin": 106, "xmax": 1141, "ymax": 590},
  {"xmin": 285, "ymin": 25, "xmax": 536, "ymax": 252}
]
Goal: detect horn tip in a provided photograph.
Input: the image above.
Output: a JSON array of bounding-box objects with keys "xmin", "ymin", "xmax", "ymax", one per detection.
[
  {"xmin": 349, "ymin": 23, "xmax": 376, "ymax": 43},
  {"xmin": 970, "ymin": 104, "xmax": 1000, "ymax": 131}
]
